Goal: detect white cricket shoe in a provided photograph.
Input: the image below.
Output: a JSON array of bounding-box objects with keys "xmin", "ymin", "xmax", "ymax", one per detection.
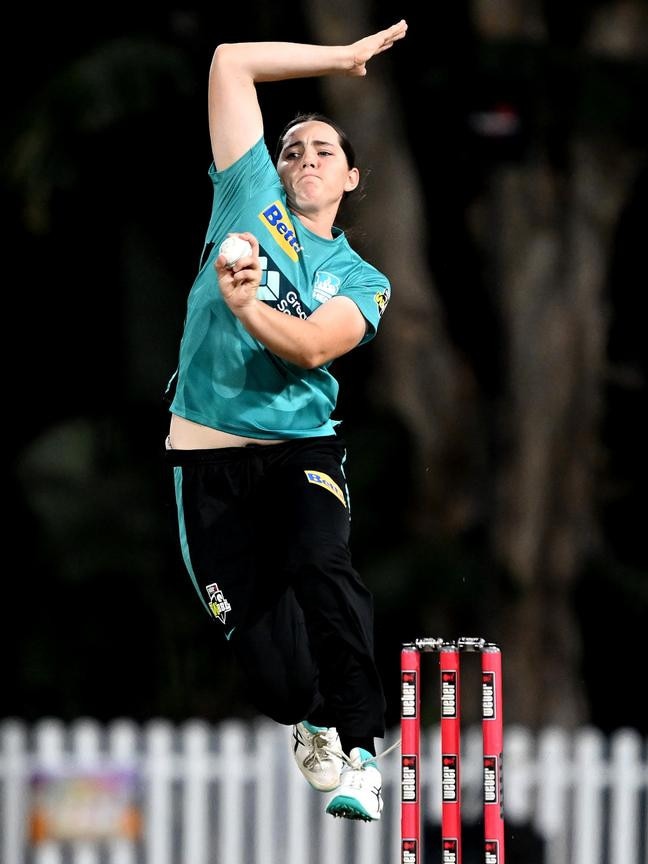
[
  {"xmin": 325, "ymin": 747, "xmax": 383, "ymax": 821},
  {"xmin": 292, "ymin": 721, "xmax": 344, "ymax": 792}
]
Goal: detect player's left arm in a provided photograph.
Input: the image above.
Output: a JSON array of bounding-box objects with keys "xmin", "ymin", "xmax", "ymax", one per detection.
[
  {"xmin": 270, "ymin": 296, "xmax": 368, "ymax": 367},
  {"xmin": 216, "ymin": 232, "xmax": 369, "ymax": 367},
  {"xmin": 234, "ymin": 292, "xmax": 367, "ymax": 368}
]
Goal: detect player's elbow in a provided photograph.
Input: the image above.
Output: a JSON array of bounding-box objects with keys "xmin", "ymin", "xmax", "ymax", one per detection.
[
  {"xmin": 295, "ymin": 350, "xmax": 326, "ymax": 370},
  {"xmin": 292, "ymin": 341, "xmax": 334, "ymax": 369},
  {"xmin": 211, "ymin": 43, "xmax": 237, "ymax": 74},
  {"xmin": 210, "ymin": 42, "xmax": 251, "ymax": 83},
  {"xmin": 298, "ymin": 332, "xmax": 361, "ymax": 369}
]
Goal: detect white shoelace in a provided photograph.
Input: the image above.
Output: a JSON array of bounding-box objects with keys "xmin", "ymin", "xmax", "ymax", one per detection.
[
  {"xmin": 303, "ymin": 730, "xmax": 402, "ymax": 771},
  {"xmin": 373, "ymin": 737, "xmax": 401, "ymax": 760},
  {"xmin": 343, "ymin": 737, "xmax": 403, "ymax": 771},
  {"xmin": 303, "ymin": 730, "xmax": 346, "ymax": 770}
]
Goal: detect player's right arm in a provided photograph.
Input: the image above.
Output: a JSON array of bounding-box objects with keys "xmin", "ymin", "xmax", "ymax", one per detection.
[{"xmin": 207, "ymin": 20, "xmax": 407, "ymax": 171}]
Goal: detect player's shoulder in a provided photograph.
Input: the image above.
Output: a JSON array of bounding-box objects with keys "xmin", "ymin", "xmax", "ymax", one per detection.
[
  {"xmin": 343, "ymin": 245, "xmax": 390, "ymax": 287},
  {"xmin": 209, "ymin": 135, "xmax": 273, "ymax": 180}
]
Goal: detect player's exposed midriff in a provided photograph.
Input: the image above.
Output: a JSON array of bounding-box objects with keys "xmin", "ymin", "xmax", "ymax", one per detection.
[{"xmin": 168, "ymin": 413, "xmax": 286, "ymax": 449}]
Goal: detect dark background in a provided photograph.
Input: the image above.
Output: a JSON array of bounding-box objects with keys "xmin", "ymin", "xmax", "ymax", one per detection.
[{"xmin": 3, "ymin": 2, "xmax": 646, "ymax": 734}]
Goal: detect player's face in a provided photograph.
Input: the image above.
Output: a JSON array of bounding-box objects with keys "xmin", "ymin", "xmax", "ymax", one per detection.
[{"xmin": 277, "ymin": 121, "xmax": 359, "ymax": 215}]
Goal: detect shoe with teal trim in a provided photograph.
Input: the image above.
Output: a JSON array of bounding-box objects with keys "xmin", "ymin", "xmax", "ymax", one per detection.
[
  {"xmin": 292, "ymin": 721, "xmax": 344, "ymax": 792},
  {"xmin": 325, "ymin": 747, "xmax": 383, "ymax": 821}
]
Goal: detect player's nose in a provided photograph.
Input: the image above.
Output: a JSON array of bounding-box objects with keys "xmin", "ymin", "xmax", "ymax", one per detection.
[{"xmin": 302, "ymin": 147, "xmax": 318, "ymax": 167}]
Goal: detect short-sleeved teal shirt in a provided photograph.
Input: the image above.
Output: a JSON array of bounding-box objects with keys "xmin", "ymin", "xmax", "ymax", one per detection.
[{"xmin": 168, "ymin": 137, "xmax": 391, "ymax": 439}]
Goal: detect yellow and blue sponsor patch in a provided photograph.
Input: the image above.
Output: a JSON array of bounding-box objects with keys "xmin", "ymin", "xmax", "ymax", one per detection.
[
  {"xmin": 259, "ymin": 201, "xmax": 303, "ymax": 262},
  {"xmin": 304, "ymin": 470, "xmax": 347, "ymax": 507},
  {"xmin": 374, "ymin": 286, "xmax": 391, "ymax": 317}
]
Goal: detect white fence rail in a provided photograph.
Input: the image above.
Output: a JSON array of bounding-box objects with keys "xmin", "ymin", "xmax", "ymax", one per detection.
[{"xmin": 1, "ymin": 719, "xmax": 646, "ymax": 864}]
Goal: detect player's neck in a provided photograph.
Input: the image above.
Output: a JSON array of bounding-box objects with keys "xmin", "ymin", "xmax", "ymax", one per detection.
[{"xmin": 292, "ymin": 206, "xmax": 337, "ymax": 239}]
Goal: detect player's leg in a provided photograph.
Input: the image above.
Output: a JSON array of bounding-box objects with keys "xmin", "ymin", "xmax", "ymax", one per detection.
[{"xmin": 266, "ymin": 436, "xmax": 386, "ymax": 819}]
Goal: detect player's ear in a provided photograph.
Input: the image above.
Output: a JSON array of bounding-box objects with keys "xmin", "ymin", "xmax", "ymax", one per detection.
[{"xmin": 344, "ymin": 167, "xmax": 360, "ymax": 193}]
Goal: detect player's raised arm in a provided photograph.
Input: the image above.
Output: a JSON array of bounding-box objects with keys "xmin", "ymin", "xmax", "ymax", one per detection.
[{"xmin": 207, "ymin": 20, "xmax": 407, "ymax": 170}]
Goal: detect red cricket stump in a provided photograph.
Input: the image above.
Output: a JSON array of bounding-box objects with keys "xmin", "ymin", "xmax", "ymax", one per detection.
[
  {"xmin": 482, "ymin": 645, "xmax": 505, "ymax": 864},
  {"xmin": 440, "ymin": 643, "xmax": 461, "ymax": 864},
  {"xmin": 400, "ymin": 644, "xmax": 421, "ymax": 864},
  {"xmin": 400, "ymin": 637, "xmax": 505, "ymax": 864}
]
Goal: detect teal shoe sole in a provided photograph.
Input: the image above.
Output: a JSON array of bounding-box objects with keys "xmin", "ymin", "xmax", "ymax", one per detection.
[{"xmin": 326, "ymin": 795, "xmax": 379, "ymax": 822}]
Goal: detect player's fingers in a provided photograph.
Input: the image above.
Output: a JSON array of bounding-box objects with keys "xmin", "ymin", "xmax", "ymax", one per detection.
[
  {"xmin": 375, "ymin": 20, "xmax": 408, "ymax": 51},
  {"xmin": 237, "ymin": 231, "xmax": 260, "ymax": 255}
]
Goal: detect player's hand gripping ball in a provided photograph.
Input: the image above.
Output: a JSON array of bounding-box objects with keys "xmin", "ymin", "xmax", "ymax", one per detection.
[{"xmin": 219, "ymin": 235, "xmax": 253, "ymax": 267}]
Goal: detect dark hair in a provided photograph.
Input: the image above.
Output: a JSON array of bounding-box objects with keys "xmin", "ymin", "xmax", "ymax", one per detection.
[
  {"xmin": 274, "ymin": 112, "xmax": 364, "ymax": 207},
  {"xmin": 274, "ymin": 112, "xmax": 356, "ymax": 168}
]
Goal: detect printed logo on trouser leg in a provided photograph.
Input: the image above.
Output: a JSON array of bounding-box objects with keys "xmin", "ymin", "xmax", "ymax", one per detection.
[{"xmin": 206, "ymin": 583, "xmax": 232, "ymax": 624}]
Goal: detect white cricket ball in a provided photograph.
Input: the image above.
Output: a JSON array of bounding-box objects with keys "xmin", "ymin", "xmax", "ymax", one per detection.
[{"xmin": 219, "ymin": 235, "xmax": 252, "ymax": 267}]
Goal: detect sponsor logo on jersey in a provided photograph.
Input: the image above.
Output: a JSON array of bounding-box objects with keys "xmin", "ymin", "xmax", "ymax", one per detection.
[
  {"xmin": 255, "ymin": 255, "xmax": 281, "ymax": 302},
  {"xmin": 254, "ymin": 252, "xmax": 312, "ymax": 319},
  {"xmin": 276, "ymin": 290, "xmax": 309, "ymax": 319},
  {"xmin": 259, "ymin": 201, "xmax": 303, "ymax": 261},
  {"xmin": 313, "ymin": 271, "xmax": 341, "ymax": 304},
  {"xmin": 304, "ymin": 470, "xmax": 346, "ymax": 506},
  {"xmin": 374, "ymin": 286, "xmax": 390, "ymax": 316},
  {"xmin": 206, "ymin": 583, "xmax": 231, "ymax": 624}
]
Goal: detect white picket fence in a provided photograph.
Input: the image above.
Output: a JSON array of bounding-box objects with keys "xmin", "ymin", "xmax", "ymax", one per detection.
[{"xmin": 1, "ymin": 718, "xmax": 646, "ymax": 864}]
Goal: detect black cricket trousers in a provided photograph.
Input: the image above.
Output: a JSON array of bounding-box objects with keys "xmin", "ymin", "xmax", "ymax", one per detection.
[{"xmin": 165, "ymin": 434, "xmax": 386, "ymax": 742}]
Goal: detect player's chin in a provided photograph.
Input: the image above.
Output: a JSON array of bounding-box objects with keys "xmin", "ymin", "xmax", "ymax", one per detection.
[
  {"xmin": 292, "ymin": 179, "xmax": 322, "ymax": 198},
  {"xmin": 291, "ymin": 191, "xmax": 325, "ymax": 214}
]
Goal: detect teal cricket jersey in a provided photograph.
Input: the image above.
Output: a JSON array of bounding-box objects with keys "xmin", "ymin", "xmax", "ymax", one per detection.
[{"xmin": 167, "ymin": 136, "xmax": 391, "ymax": 439}]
